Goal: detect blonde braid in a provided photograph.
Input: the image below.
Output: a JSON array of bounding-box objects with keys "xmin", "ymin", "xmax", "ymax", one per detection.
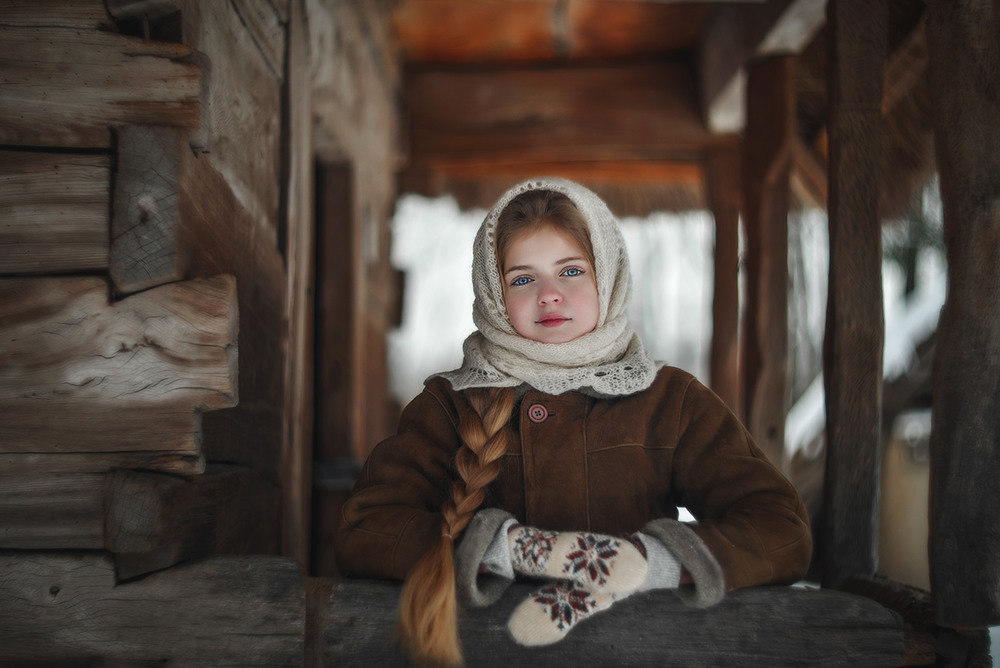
[{"xmin": 398, "ymin": 387, "xmax": 516, "ymax": 667}]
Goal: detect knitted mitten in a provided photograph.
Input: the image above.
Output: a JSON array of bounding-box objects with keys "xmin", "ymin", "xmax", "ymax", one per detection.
[
  {"xmin": 507, "ymin": 525, "xmax": 647, "ymax": 594},
  {"xmin": 507, "ymin": 581, "xmax": 617, "ymax": 647}
]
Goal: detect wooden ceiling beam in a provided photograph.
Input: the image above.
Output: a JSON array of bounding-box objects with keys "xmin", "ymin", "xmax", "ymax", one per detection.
[
  {"xmin": 699, "ymin": 0, "xmax": 826, "ymax": 134},
  {"xmin": 404, "ymin": 61, "xmax": 730, "ymax": 167}
]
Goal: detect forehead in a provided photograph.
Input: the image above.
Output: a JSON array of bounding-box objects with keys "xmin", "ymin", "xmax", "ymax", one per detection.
[{"xmin": 501, "ymin": 225, "xmax": 589, "ymax": 268}]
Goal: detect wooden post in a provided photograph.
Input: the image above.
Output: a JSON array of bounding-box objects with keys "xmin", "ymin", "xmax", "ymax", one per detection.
[
  {"xmin": 312, "ymin": 162, "xmax": 358, "ymax": 576},
  {"xmin": 822, "ymin": 0, "xmax": 886, "ymax": 589},
  {"xmin": 925, "ymin": 0, "xmax": 1000, "ymax": 628},
  {"xmin": 741, "ymin": 54, "xmax": 795, "ymax": 468},
  {"xmin": 281, "ymin": 0, "xmax": 316, "ymax": 570},
  {"xmin": 704, "ymin": 147, "xmax": 742, "ymax": 414}
]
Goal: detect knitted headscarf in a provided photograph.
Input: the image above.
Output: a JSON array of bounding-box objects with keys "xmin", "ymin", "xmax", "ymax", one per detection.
[{"xmin": 437, "ymin": 178, "xmax": 659, "ymax": 397}]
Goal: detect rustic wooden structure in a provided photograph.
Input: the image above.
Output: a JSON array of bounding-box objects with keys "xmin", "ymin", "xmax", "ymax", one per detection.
[{"xmin": 1, "ymin": 0, "xmax": 997, "ymax": 665}]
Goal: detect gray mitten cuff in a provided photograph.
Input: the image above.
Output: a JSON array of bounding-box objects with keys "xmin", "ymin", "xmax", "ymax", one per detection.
[
  {"xmin": 634, "ymin": 532, "xmax": 682, "ymax": 591},
  {"xmin": 454, "ymin": 508, "xmax": 518, "ymax": 608},
  {"xmin": 641, "ymin": 517, "xmax": 725, "ymax": 608}
]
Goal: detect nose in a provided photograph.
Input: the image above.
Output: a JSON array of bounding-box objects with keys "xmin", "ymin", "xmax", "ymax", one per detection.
[{"xmin": 537, "ymin": 279, "xmax": 562, "ymax": 305}]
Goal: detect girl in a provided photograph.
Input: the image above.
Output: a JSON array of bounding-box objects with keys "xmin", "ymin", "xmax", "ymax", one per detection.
[{"xmin": 334, "ymin": 178, "xmax": 812, "ymax": 666}]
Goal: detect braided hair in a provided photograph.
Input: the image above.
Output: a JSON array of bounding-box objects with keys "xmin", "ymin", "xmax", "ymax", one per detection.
[{"xmin": 397, "ymin": 190, "xmax": 593, "ymax": 666}]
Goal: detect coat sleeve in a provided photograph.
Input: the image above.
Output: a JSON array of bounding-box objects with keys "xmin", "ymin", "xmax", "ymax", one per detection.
[
  {"xmin": 333, "ymin": 381, "xmax": 464, "ymax": 580},
  {"xmin": 666, "ymin": 375, "xmax": 812, "ymax": 593}
]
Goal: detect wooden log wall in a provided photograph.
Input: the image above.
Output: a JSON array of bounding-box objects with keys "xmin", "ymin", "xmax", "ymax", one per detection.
[
  {"xmin": 0, "ymin": 0, "xmax": 292, "ymax": 578},
  {"xmin": 0, "ymin": 0, "xmax": 404, "ymax": 612}
]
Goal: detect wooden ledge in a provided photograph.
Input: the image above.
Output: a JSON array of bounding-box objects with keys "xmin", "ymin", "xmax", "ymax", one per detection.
[{"xmin": 312, "ymin": 579, "xmax": 906, "ymax": 667}]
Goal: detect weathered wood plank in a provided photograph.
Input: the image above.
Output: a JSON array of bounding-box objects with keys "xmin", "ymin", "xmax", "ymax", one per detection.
[
  {"xmin": 925, "ymin": 0, "xmax": 1000, "ymax": 628},
  {"xmin": 0, "ymin": 451, "xmax": 204, "ymax": 476},
  {"xmin": 179, "ymin": 146, "xmax": 284, "ymax": 478},
  {"xmin": 183, "ymin": 0, "xmax": 283, "ymax": 238},
  {"xmin": 313, "ymin": 580, "xmax": 904, "ymax": 667},
  {"xmin": 0, "ymin": 474, "xmax": 105, "ymax": 549},
  {"xmin": 106, "ymin": 464, "xmax": 280, "ymax": 579},
  {"xmin": 229, "ymin": 0, "xmax": 288, "ymax": 81},
  {"xmin": 0, "ymin": 401, "xmax": 200, "ymax": 454},
  {"xmin": 0, "ymin": 0, "xmax": 113, "ymax": 29},
  {"xmin": 111, "ymin": 125, "xmax": 185, "ymax": 294},
  {"xmin": 822, "ymin": 0, "xmax": 886, "ymax": 589},
  {"xmin": 0, "ymin": 149, "xmax": 110, "ymax": 274},
  {"xmin": 742, "ymin": 54, "xmax": 794, "ymax": 468},
  {"xmin": 0, "ymin": 24, "xmax": 199, "ymax": 148},
  {"xmin": 0, "ymin": 554, "xmax": 304, "ymax": 666},
  {"xmin": 0, "ymin": 274, "xmax": 237, "ymax": 408}
]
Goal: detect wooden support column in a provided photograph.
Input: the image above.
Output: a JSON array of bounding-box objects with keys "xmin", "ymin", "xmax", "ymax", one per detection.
[
  {"xmin": 925, "ymin": 0, "xmax": 1000, "ymax": 628},
  {"xmin": 822, "ymin": 0, "xmax": 886, "ymax": 589},
  {"xmin": 312, "ymin": 163, "xmax": 358, "ymax": 577},
  {"xmin": 705, "ymin": 147, "xmax": 742, "ymax": 414},
  {"xmin": 741, "ymin": 55, "xmax": 795, "ymax": 468},
  {"xmin": 281, "ymin": 0, "xmax": 315, "ymax": 570}
]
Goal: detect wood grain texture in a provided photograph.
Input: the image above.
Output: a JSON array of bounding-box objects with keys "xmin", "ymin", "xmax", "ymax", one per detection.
[
  {"xmin": 106, "ymin": 464, "xmax": 280, "ymax": 579},
  {"xmin": 0, "ymin": 402, "xmax": 200, "ymax": 454},
  {"xmin": 0, "ymin": 474, "xmax": 105, "ymax": 549},
  {"xmin": 925, "ymin": 0, "xmax": 1000, "ymax": 628},
  {"xmin": 0, "ymin": 554, "xmax": 304, "ymax": 666},
  {"xmin": 0, "ymin": 149, "xmax": 110, "ymax": 274},
  {"xmin": 0, "ymin": 451, "xmax": 205, "ymax": 476},
  {"xmin": 111, "ymin": 125, "xmax": 185, "ymax": 294},
  {"xmin": 0, "ymin": 22, "xmax": 199, "ymax": 147},
  {"xmin": 821, "ymin": 0, "xmax": 886, "ymax": 590},
  {"xmin": 0, "ymin": 274, "xmax": 238, "ymax": 408},
  {"xmin": 312, "ymin": 580, "xmax": 904, "ymax": 667}
]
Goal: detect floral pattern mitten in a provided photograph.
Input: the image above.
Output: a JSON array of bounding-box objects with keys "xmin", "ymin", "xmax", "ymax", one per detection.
[{"xmin": 507, "ymin": 525, "xmax": 647, "ymax": 594}]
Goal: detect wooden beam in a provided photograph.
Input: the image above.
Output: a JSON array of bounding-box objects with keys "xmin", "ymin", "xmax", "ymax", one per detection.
[
  {"xmin": 179, "ymin": 142, "xmax": 286, "ymax": 480},
  {"xmin": 405, "ymin": 62, "xmax": 724, "ymax": 166},
  {"xmin": 0, "ymin": 451, "xmax": 204, "ymax": 476},
  {"xmin": 111, "ymin": 125, "xmax": 186, "ymax": 294},
  {"xmin": 925, "ymin": 0, "xmax": 1000, "ymax": 628},
  {"xmin": 0, "ymin": 275, "xmax": 238, "ymax": 408},
  {"xmin": 0, "ymin": 149, "xmax": 110, "ymax": 275},
  {"xmin": 0, "ymin": 402, "xmax": 201, "ymax": 455},
  {"xmin": 0, "ymin": 474, "xmax": 105, "ymax": 549},
  {"xmin": 0, "ymin": 20, "xmax": 199, "ymax": 148},
  {"xmin": 310, "ymin": 580, "xmax": 904, "ymax": 666},
  {"xmin": 106, "ymin": 465, "xmax": 280, "ymax": 579},
  {"xmin": 704, "ymin": 147, "xmax": 742, "ymax": 413},
  {"xmin": 822, "ymin": 0, "xmax": 886, "ymax": 590},
  {"xmin": 741, "ymin": 55, "xmax": 795, "ymax": 468},
  {"xmin": 699, "ymin": 0, "xmax": 826, "ymax": 133},
  {"xmin": 0, "ymin": 554, "xmax": 304, "ymax": 665}
]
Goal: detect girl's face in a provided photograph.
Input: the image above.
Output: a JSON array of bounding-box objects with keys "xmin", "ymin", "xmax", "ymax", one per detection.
[{"xmin": 501, "ymin": 224, "xmax": 599, "ymax": 344}]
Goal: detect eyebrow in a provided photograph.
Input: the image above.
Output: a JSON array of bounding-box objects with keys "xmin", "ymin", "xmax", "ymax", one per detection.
[{"xmin": 503, "ymin": 256, "xmax": 587, "ymax": 276}]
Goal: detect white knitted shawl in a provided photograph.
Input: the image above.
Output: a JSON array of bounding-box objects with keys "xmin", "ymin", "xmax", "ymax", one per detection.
[{"xmin": 437, "ymin": 178, "xmax": 660, "ymax": 397}]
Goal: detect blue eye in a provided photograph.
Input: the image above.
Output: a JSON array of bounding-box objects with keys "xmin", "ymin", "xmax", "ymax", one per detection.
[
  {"xmin": 511, "ymin": 276, "xmax": 532, "ymax": 286},
  {"xmin": 562, "ymin": 267, "xmax": 583, "ymax": 277}
]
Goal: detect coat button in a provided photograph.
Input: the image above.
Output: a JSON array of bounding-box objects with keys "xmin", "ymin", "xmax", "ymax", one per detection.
[{"xmin": 527, "ymin": 403, "xmax": 548, "ymax": 423}]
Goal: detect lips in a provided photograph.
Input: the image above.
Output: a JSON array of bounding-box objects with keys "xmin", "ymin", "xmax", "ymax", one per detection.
[{"xmin": 537, "ymin": 314, "xmax": 570, "ymax": 327}]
